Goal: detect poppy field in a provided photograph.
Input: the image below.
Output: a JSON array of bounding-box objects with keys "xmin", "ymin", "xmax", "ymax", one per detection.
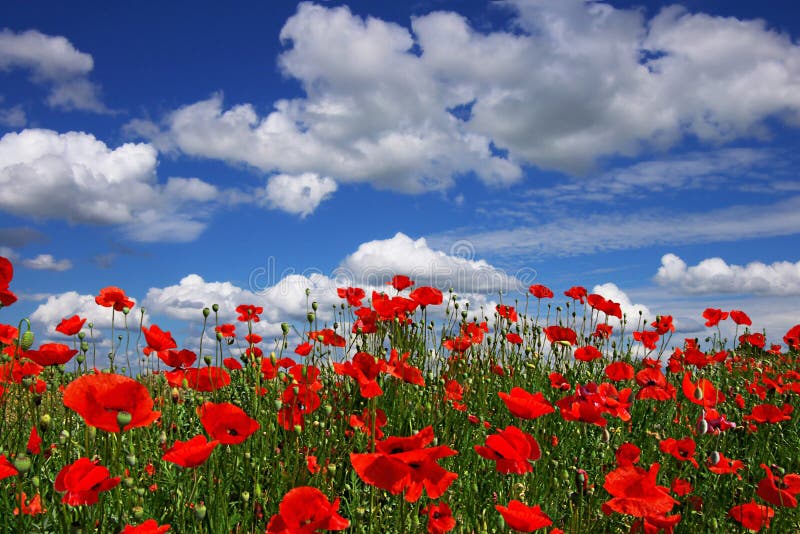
[{"xmin": 0, "ymin": 256, "xmax": 799, "ymax": 533}]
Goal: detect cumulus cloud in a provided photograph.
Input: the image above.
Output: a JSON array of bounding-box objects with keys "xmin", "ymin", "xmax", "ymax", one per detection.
[
  {"xmin": 131, "ymin": 1, "xmax": 800, "ymax": 193},
  {"xmin": 0, "ymin": 28, "xmax": 109, "ymax": 113},
  {"xmin": 260, "ymin": 173, "xmax": 337, "ymax": 217},
  {"xmin": 22, "ymin": 253, "xmax": 72, "ymax": 271},
  {"xmin": 30, "ymin": 290, "xmax": 140, "ymax": 334},
  {"xmin": 655, "ymin": 253, "xmax": 800, "ymax": 296},
  {"xmin": 0, "ymin": 129, "xmax": 233, "ymax": 242}
]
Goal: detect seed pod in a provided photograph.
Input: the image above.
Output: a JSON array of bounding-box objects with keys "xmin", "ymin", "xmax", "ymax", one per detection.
[{"xmin": 21, "ymin": 331, "xmax": 34, "ymax": 351}]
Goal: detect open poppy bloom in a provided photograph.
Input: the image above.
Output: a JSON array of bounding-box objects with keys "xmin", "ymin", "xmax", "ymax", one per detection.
[
  {"xmin": 0, "ymin": 455, "xmax": 18, "ymax": 480},
  {"xmin": 410, "ymin": 286, "xmax": 443, "ymax": 307},
  {"xmin": 659, "ymin": 437, "xmax": 699, "ymax": 468},
  {"xmin": 707, "ymin": 453, "xmax": 745, "ymax": 479},
  {"xmin": 498, "ymin": 387, "xmax": 554, "ymax": 420},
  {"xmin": 385, "ymin": 348, "xmax": 425, "ymax": 386},
  {"xmin": 54, "ymin": 457, "xmax": 120, "ymax": 506},
  {"xmin": 350, "ymin": 426, "xmax": 458, "ymax": 502},
  {"xmin": 333, "ymin": 352, "xmax": 386, "ymax": 398},
  {"xmin": 543, "ymin": 325, "xmax": 577, "ymax": 346},
  {"xmin": 728, "ymin": 501, "xmax": 774, "ymax": 531},
  {"xmin": 564, "ymin": 285, "xmax": 587, "ymax": 303},
  {"xmin": 162, "ymin": 435, "xmax": 219, "ymax": 468},
  {"xmin": 421, "ymin": 501, "xmax": 456, "ymax": 534},
  {"xmin": 63, "ymin": 373, "xmax": 160, "ymax": 432},
  {"xmin": 182, "ymin": 366, "xmax": 231, "ymax": 392},
  {"xmin": 13, "ymin": 492, "xmax": 44, "ymax": 516},
  {"xmin": 337, "ymin": 286, "xmax": 366, "ymax": 307},
  {"xmin": 0, "ymin": 257, "xmax": 17, "ymax": 307},
  {"xmin": 198, "ymin": 402, "xmax": 259, "ymax": 445},
  {"xmin": 529, "ymin": 284, "xmax": 553, "ymax": 299},
  {"xmin": 235, "ymin": 304, "xmax": 263, "ymax": 322},
  {"xmin": 266, "ymin": 486, "xmax": 349, "ymax": 533},
  {"xmin": 495, "ymin": 500, "xmax": 552, "ymax": 532},
  {"xmin": 25, "ymin": 343, "xmax": 78, "ymax": 366},
  {"xmin": 388, "ymin": 275, "xmax": 414, "ymax": 291},
  {"xmin": 56, "ymin": 315, "xmax": 86, "ymax": 336},
  {"xmin": 474, "ymin": 425, "xmax": 540, "ymax": 474},
  {"xmin": 95, "ymin": 286, "xmax": 134, "ymax": 311},
  {"xmin": 602, "ymin": 462, "xmax": 677, "ymax": 518},
  {"xmin": 756, "ymin": 463, "xmax": 800, "ymax": 508},
  {"xmin": 587, "ymin": 294, "xmax": 622, "ymax": 319},
  {"xmin": 120, "ymin": 519, "xmax": 171, "ymax": 533}
]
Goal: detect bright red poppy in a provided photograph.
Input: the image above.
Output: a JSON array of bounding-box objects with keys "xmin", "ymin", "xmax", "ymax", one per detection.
[
  {"xmin": 198, "ymin": 402, "xmax": 259, "ymax": 445},
  {"xmin": 743, "ymin": 403, "xmax": 793, "ymax": 424},
  {"xmin": 386, "ymin": 348, "xmax": 425, "ymax": 386},
  {"xmin": 702, "ymin": 308, "xmax": 728, "ymax": 327},
  {"xmin": 506, "ymin": 332, "xmax": 523, "ymax": 345},
  {"xmin": 56, "ymin": 315, "xmax": 86, "ymax": 336},
  {"xmin": 388, "ymin": 275, "xmax": 414, "ymax": 291},
  {"xmin": 529, "ymin": 284, "xmax": 553, "ymax": 299},
  {"xmin": 215, "ymin": 323, "xmax": 236, "ymax": 338},
  {"xmin": 564, "ymin": 286, "xmax": 587, "ymax": 303},
  {"xmin": 0, "ymin": 455, "xmax": 17, "ymax": 480},
  {"xmin": 708, "ymin": 453, "xmax": 744, "ymax": 479},
  {"xmin": 587, "ymin": 294, "xmax": 622, "ymax": 319},
  {"xmin": 95, "ymin": 286, "xmax": 134, "ymax": 311},
  {"xmin": 605, "ymin": 362, "xmax": 634, "ymax": 382},
  {"xmin": 651, "ymin": 315, "xmax": 675, "ymax": 334},
  {"xmin": 142, "ymin": 324, "xmax": 177, "ymax": 357},
  {"xmin": 158, "ymin": 349, "xmax": 196, "ymax": 369},
  {"xmin": 784, "ymin": 324, "xmax": 800, "ymax": 350},
  {"xmin": 729, "ymin": 310, "xmax": 752, "ymax": 326},
  {"xmin": 63, "ymin": 373, "xmax": 160, "ymax": 432},
  {"xmin": 633, "ymin": 330, "xmax": 660, "ymax": 350},
  {"xmin": 659, "ymin": 437, "xmax": 698, "ymax": 468},
  {"xmin": 421, "ymin": 501, "xmax": 456, "ymax": 534},
  {"xmin": 681, "ymin": 373, "xmax": 725, "ymax": 408},
  {"xmin": 498, "ymin": 387, "xmax": 554, "ymax": 420},
  {"xmin": 728, "ymin": 501, "xmax": 774, "ymax": 531},
  {"xmin": 350, "ymin": 426, "xmax": 458, "ymax": 502},
  {"xmin": 13, "ymin": 491, "xmax": 44, "ymax": 516},
  {"xmin": 162, "ymin": 435, "xmax": 219, "ymax": 468},
  {"xmin": 266, "ymin": 486, "xmax": 349, "ymax": 533},
  {"xmin": 474, "ymin": 425, "xmax": 541, "ymax": 474},
  {"xmin": 615, "ymin": 443, "xmax": 641, "ymax": 468},
  {"xmin": 120, "ymin": 519, "xmax": 171, "ymax": 533},
  {"xmin": 635, "ymin": 368, "xmax": 675, "ymax": 401},
  {"xmin": 496, "ymin": 304, "xmax": 519, "ymax": 322},
  {"xmin": 0, "ymin": 256, "xmax": 17, "ymax": 306},
  {"xmin": 495, "ymin": 500, "xmax": 552, "ymax": 532},
  {"xmin": 27, "ymin": 425, "xmax": 41, "ymax": 455},
  {"xmin": 602, "ymin": 462, "xmax": 677, "ymax": 518},
  {"xmin": 574, "ymin": 346, "xmax": 602, "ymax": 362},
  {"xmin": 294, "ymin": 342, "xmax": 313, "ymax": 356},
  {"xmin": 349, "ymin": 407, "xmax": 387, "ymax": 439},
  {"xmin": 182, "ymin": 366, "xmax": 231, "ymax": 392},
  {"xmin": 235, "ymin": 304, "xmax": 262, "ymax": 322},
  {"xmin": 25, "ymin": 343, "xmax": 78, "ymax": 366},
  {"xmin": 308, "ymin": 328, "xmax": 346, "ymax": 348},
  {"xmin": 543, "ymin": 325, "xmax": 577, "ymax": 346},
  {"xmin": 54, "ymin": 457, "xmax": 120, "ymax": 506},
  {"xmin": 756, "ymin": 464, "xmax": 800, "ymax": 508},
  {"xmin": 410, "ymin": 286, "xmax": 443, "ymax": 307},
  {"xmin": 333, "ymin": 352, "xmax": 386, "ymax": 398},
  {"xmin": 337, "ymin": 286, "xmax": 366, "ymax": 307}
]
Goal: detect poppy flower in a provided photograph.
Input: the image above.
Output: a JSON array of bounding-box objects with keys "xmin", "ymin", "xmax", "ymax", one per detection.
[
  {"xmin": 27, "ymin": 425, "xmax": 41, "ymax": 455},
  {"xmin": 495, "ymin": 500, "xmax": 552, "ymax": 532},
  {"xmin": 707, "ymin": 453, "xmax": 744, "ymax": 479},
  {"xmin": 162, "ymin": 435, "xmax": 219, "ymax": 468},
  {"xmin": 158, "ymin": 349, "xmax": 196, "ymax": 369},
  {"xmin": 0, "ymin": 256, "xmax": 17, "ymax": 306},
  {"xmin": 743, "ymin": 403, "xmax": 793, "ymax": 424},
  {"xmin": 474, "ymin": 425, "xmax": 541, "ymax": 474},
  {"xmin": 235, "ymin": 304, "xmax": 262, "ymax": 322},
  {"xmin": 0, "ymin": 455, "xmax": 18, "ymax": 479},
  {"xmin": 25, "ymin": 343, "xmax": 78, "ymax": 366},
  {"xmin": 633, "ymin": 330, "xmax": 660, "ymax": 350},
  {"xmin": 702, "ymin": 308, "xmax": 728, "ymax": 327},
  {"xmin": 388, "ymin": 275, "xmax": 414, "ymax": 291},
  {"xmin": 605, "ymin": 362, "xmax": 634, "ymax": 382},
  {"xmin": 266, "ymin": 486, "xmax": 349, "ymax": 533},
  {"xmin": 410, "ymin": 286, "xmax": 443, "ymax": 307},
  {"xmin": 574, "ymin": 346, "xmax": 602, "ymax": 362},
  {"xmin": 386, "ymin": 349, "xmax": 425, "ymax": 386},
  {"xmin": 56, "ymin": 315, "xmax": 86, "ymax": 336},
  {"xmin": 728, "ymin": 501, "xmax": 774, "ymax": 532},
  {"xmin": 63, "ymin": 373, "xmax": 160, "ymax": 432},
  {"xmin": 587, "ymin": 294, "xmax": 622, "ymax": 319},
  {"xmin": 529, "ymin": 284, "xmax": 553, "ymax": 299},
  {"xmin": 183, "ymin": 366, "xmax": 231, "ymax": 392},
  {"xmin": 543, "ymin": 326, "xmax": 577, "ymax": 346},
  {"xmin": 681, "ymin": 373, "xmax": 725, "ymax": 408},
  {"xmin": 308, "ymin": 328, "xmax": 346, "ymax": 347},
  {"xmin": 223, "ymin": 357, "xmax": 242, "ymax": 371},
  {"xmin": 593, "ymin": 323, "xmax": 613, "ymax": 339},
  {"xmin": 651, "ymin": 315, "xmax": 675, "ymax": 334},
  {"xmin": 13, "ymin": 492, "xmax": 44, "ymax": 516},
  {"xmin": 756, "ymin": 464, "xmax": 800, "ymax": 508},
  {"xmin": 0, "ymin": 323, "xmax": 18, "ymax": 345},
  {"xmin": 602, "ymin": 462, "xmax": 677, "ymax": 518},
  {"xmin": 294, "ymin": 342, "xmax": 313, "ymax": 356},
  {"xmin": 337, "ymin": 286, "xmax": 366, "ymax": 307},
  {"xmin": 548, "ymin": 372, "xmax": 571, "ymax": 390},
  {"xmin": 615, "ymin": 443, "xmax": 641, "ymax": 468},
  {"xmin": 54, "ymin": 457, "xmax": 120, "ymax": 506},
  {"xmin": 95, "ymin": 286, "xmax": 134, "ymax": 311},
  {"xmin": 198, "ymin": 402, "xmax": 259, "ymax": 445},
  {"xmin": 142, "ymin": 324, "xmax": 177, "ymax": 357},
  {"xmin": 730, "ymin": 310, "xmax": 752, "ymax": 326},
  {"xmin": 564, "ymin": 285, "xmax": 587, "ymax": 303},
  {"xmin": 739, "ymin": 333, "xmax": 766, "ymax": 349},
  {"xmin": 635, "ymin": 368, "xmax": 675, "ymax": 401},
  {"xmin": 498, "ymin": 387, "xmax": 554, "ymax": 420},
  {"xmin": 215, "ymin": 323, "xmax": 236, "ymax": 338},
  {"xmin": 350, "ymin": 426, "xmax": 458, "ymax": 502},
  {"xmin": 421, "ymin": 501, "xmax": 456, "ymax": 534},
  {"xmin": 334, "ymin": 352, "xmax": 385, "ymax": 398},
  {"xmin": 784, "ymin": 324, "xmax": 800, "ymax": 350},
  {"xmin": 496, "ymin": 304, "xmax": 519, "ymax": 322},
  {"xmin": 120, "ymin": 519, "xmax": 171, "ymax": 533},
  {"xmin": 659, "ymin": 437, "xmax": 698, "ymax": 468}
]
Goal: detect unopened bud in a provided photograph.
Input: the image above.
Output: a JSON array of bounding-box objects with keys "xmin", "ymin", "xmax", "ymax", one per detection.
[
  {"xmin": 14, "ymin": 455, "xmax": 31, "ymax": 473},
  {"xmin": 212, "ymin": 304, "xmax": 219, "ymax": 312},
  {"xmin": 281, "ymin": 323, "xmax": 290, "ymax": 336},
  {"xmin": 202, "ymin": 307, "xmax": 210, "ymax": 318},
  {"xmin": 21, "ymin": 331, "xmax": 34, "ymax": 351},
  {"xmin": 117, "ymin": 411, "xmax": 132, "ymax": 430},
  {"xmin": 710, "ymin": 451, "xmax": 721, "ymax": 466},
  {"xmin": 307, "ymin": 312, "xmax": 315, "ymax": 323},
  {"xmin": 312, "ymin": 301, "xmax": 318, "ymax": 311}
]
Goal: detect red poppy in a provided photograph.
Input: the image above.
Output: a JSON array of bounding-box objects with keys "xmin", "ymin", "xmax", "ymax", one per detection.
[
  {"xmin": 529, "ymin": 284, "xmax": 553, "ymax": 299},
  {"xmin": 0, "ymin": 455, "xmax": 17, "ymax": 479},
  {"xmin": 266, "ymin": 486, "xmax": 349, "ymax": 533},
  {"xmin": 198, "ymin": 402, "xmax": 259, "ymax": 445},
  {"xmin": 602, "ymin": 462, "xmax": 677, "ymax": 518},
  {"xmin": 388, "ymin": 275, "xmax": 414, "ymax": 291},
  {"xmin": 223, "ymin": 357, "xmax": 242, "ymax": 371},
  {"xmin": 496, "ymin": 304, "xmax": 519, "ymax": 322},
  {"xmin": 386, "ymin": 348, "xmax": 425, "ymax": 387},
  {"xmin": 142, "ymin": 324, "xmax": 177, "ymax": 357},
  {"xmin": 784, "ymin": 324, "xmax": 800, "ymax": 350},
  {"xmin": 349, "ymin": 407, "xmax": 388, "ymax": 439},
  {"xmin": 635, "ymin": 368, "xmax": 675, "ymax": 401},
  {"xmin": 574, "ymin": 346, "xmax": 602, "ymax": 362},
  {"xmin": 702, "ymin": 308, "xmax": 728, "ymax": 327},
  {"xmin": 0, "ymin": 323, "xmax": 18, "ymax": 345},
  {"xmin": 498, "ymin": 387, "xmax": 554, "ymax": 420},
  {"xmin": 756, "ymin": 464, "xmax": 800, "ymax": 508},
  {"xmin": 235, "ymin": 304, "xmax": 262, "ymax": 322},
  {"xmin": 95, "ymin": 286, "xmax": 134, "ymax": 311},
  {"xmin": 681, "ymin": 373, "xmax": 725, "ymax": 408},
  {"xmin": 350, "ymin": 426, "xmax": 458, "ymax": 502},
  {"xmin": 659, "ymin": 437, "xmax": 698, "ymax": 468},
  {"xmin": 651, "ymin": 315, "xmax": 675, "ymax": 334},
  {"xmin": 294, "ymin": 342, "xmax": 313, "ymax": 356},
  {"xmin": 564, "ymin": 286, "xmax": 587, "ymax": 303},
  {"xmin": 671, "ymin": 477, "xmax": 692, "ymax": 497},
  {"xmin": 615, "ymin": 443, "xmax": 641, "ymax": 467},
  {"xmin": 337, "ymin": 286, "xmax": 366, "ymax": 307},
  {"xmin": 410, "ymin": 286, "xmax": 443, "ymax": 307},
  {"xmin": 543, "ymin": 325, "xmax": 577, "ymax": 346},
  {"xmin": 306, "ymin": 455, "xmax": 321, "ymax": 474},
  {"xmin": 728, "ymin": 501, "xmax": 774, "ymax": 532},
  {"xmin": 308, "ymin": 328, "xmax": 346, "ymax": 347},
  {"xmin": 120, "ymin": 519, "xmax": 171, "ymax": 533},
  {"xmin": 215, "ymin": 323, "xmax": 236, "ymax": 338},
  {"xmin": 548, "ymin": 372, "xmax": 571, "ymax": 390},
  {"xmin": 63, "ymin": 373, "xmax": 160, "ymax": 432},
  {"xmin": 708, "ymin": 453, "xmax": 744, "ymax": 479},
  {"xmin": 495, "ymin": 500, "xmax": 552, "ymax": 532},
  {"xmin": 605, "ymin": 362, "xmax": 634, "ymax": 382},
  {"xmin": 27, "ymin": 425, "xmax": 42, "ymax": 455},
  {"xmin": 633, "ymin": 330, "xmax": 660, "ymax": 350},
  {"xmin": 183, "ymin": 366, "xmax": 231, "ymax": 392},
  {"xmin": 13, "ymin": 492, "xmax": 44, "ymax": 516},
  {"xmin": 593, "ymin": 323, "xmax": 613, "ymax": 339},
  {"xmin": 729, "ymin": 310, "xmax": 752, "ymax": 326},
  {"xmin": 743, "ymin": 403, "xmax": 793, "ymax": 424},
  {"xmin": 54, "ymin": 457, "xmax": 120, "ymax": 506},
  {"xmin": 587, "ymin": 294, "xmax": 622, "ymax": 319},
  {"xmin": 421, "ymin": 501, "xmax": 456, "ymax": 534},
  {"xmin": 162, "ymin": 435, "xmax": 219, "ymax": 468},
  {"xmin": 0, "ymin": 256, "xmax": 18, "ymax": 306},
  {"xmin": 158, "ymin": 349, "xmax": 196, "ymax": 369},
  {"xmin": 474, "ymin": 425, "xmax": 540, "ymax": 474},
  {"xmin": 739, "ymin": 333, "xmax": 766, "ymax": 349},
  {"xmin": 56, "ymin": 315, "xmax": 86, "ymax": 336},
  {"xmin": 506, "ymin": 332, "xmax": 523, "ymax": 345},
  {"xmin": 333, "ymin": 352, "xmax": 386, "ymax": 398},
  {"xmin": 25, "ymin": 343, "xmax": 78, "ymax": 366}
]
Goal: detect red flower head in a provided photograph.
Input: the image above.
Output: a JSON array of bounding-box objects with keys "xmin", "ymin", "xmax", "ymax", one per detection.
[
  {"xmin": 564, "ymin": 286, "xmax": 587, "ymax": 303},
  {"xmin": 350, "ymin": 426, "xmax": 458, "ymax": 502},
  {"xmin": 588, "ymin": 294, "xmax": 622, "ymax": 319},
  {"xmin": 182, "ymin": 366, "xmax": 231, "ymax": 392},
  {"xmin": 308, "ymin": 328, "xmax": 346, "ymax": 347},
  {"xmin": 615, "ymin": 443, "xmax": 641, "ymax": 468},
  {"xmin": 158, "ymin": 349, "xmax": 196, "ymax": 369},
  {"xmin": 162, "ymin": 435, "xmax": 219, "ymax": 468},
  {"xmin": 702, "ymin": 308, "xmax": 728, "ymax": 327},
  {"xmin": 651, "ymin": 315, "xmax": 675, "ymax": 335},
  {"xmin": 574, "ymin": 346, "xmax": 602, "ymax": 362},
  {"xmin": 389, "ymin": 275, "xmax": 414, "ymax": 291},
  {"xmin": 235, "ymin": 304, "xmax": 262, "ymax": 322},
  {"xmin": 95, "ymin": 286, "xmax": 134, "ymax": 311},
  {"xmin": 708, "ymin": 453, "xmax": 744, "ymax": 479},
  {"xmin": 54, "ymin": 457, "xmax": 120, "ymax": 506},
  {"xmin": 349, "ymin": 407, "xmax": 388, "ymax": 439},
  {"xmin": 681, "ymin": 373, "xmax": 725, "ymax": 408},
  {"xmin": 474, "ymin": 425, "xmax": 541, "ymax": 474},
  {"xmin": 495, "ymin": 500, "xmax": 552, "ymax": 532},
  {"xmin": 333, "ymin": 352, "xmax": 386, "ymax": 398},
  {"xmin": 756, "ymin": 464, "xmax": 800, "ymax": 508},
  {"xmin": 728, "ymin": 501, "xmax": 774, "ymax": 532},
  {"xmin": 421, "ymin": 501, "xmax": 456, "ymax": 534},
  {"xmin": 605, "ymin": 362, "xmax": 634, "ymax": 382},
  {"xmin": 63, "ymin": 373, "xmax": 160, "ymax": 432},
  {"xmin": 543, "ymin": 325, "xmax": 577, "ymax": 346},
  {"xmin": 729, "ymin": 310, "xmax": 752, "ymax": 326},
  {"xmin": 498, "ymin": 387, "xmax": 555, "ymax": 420},
  {"xmin": 659, "ymin": 437, "xmax": 698, "ymax": 468},
  {"xmin": 0, "ymin": 455, "xmax": 18, "ymax": 480},
  {"xmin": 784, "ymin": 324, "xmax": 800, "ymax": 350},
  {"xmin": 215, "ymin": 323, "xmax": 236, "ymax": 339},
  {"xmin": 56, "ymin": 315, "xmax": 87, "ymax": 336},
  {"xmin": 198, "ymin": 402, "xmax": 259, "ymax": 445},
  {"xmin": 593, "ymin": 323, "xmax": 613, "ymax": 339},
  {"xmin": 496, "ymin": 304, "xmax": 519, "ymax": 322},
  {"xmin": 142, "ymin": 324, "xmax": 177, "ymax": 357},
  {"xmin": 266, "ymin": 486, "xmax": 349, "ymax": 533},
  {"xmin": 633, "ymin": 330, "xmax": 660, "ymax": 351},
  {"xmin": 410, "ymin": 286, "xmax": 443, "ymax": 307},
  {"xmin": 25, "ymin": 343, "xmax": 78, "ymax": 366},
  {"xmin": 0, "ymin": 256, "xmax": 17, "ymax": 306},
  {"xmin": 602, "ymin": 462, "xmax": 677, "ymax": 518},
  {"xmin": 337, "ymin": 286, "xmax": 366, "ymax": 307},
  {"xmin": 386, "ymin": 348, "xmax": 425, "ymax": 386},
  {"xmin": 121, "ymin": 519, "xmax": 171, "ymax": 533},
  {"xmin": 529, "ymin": 284, "xmax": 554, "ymax": 299}
]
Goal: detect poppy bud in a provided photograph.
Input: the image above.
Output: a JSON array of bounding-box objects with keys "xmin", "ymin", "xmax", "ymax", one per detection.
[
  {"xmin": 212, "ymin": 304, "xmax": 219, "ymax": 312},
  {"xmin": 307, "ymin": 312, "xmax": 315, "ymax": 323},
  {"xmin": 216, "ymin": 332, "xmax": 223, "ymax": 341},
  {"xmin": 328, "ymin": 464, "xmax": 337, "ymax": 474},
  {"xmin": 194, "ymin": 503, "xmax": 207, "ymax": 520},
  {"xmin": 117, "ymin": 411, "xmax": 133, "ymax": 430},
  {"xmin": 21, "ymin": 330, "xmax": 34, "ymax": 350},
  {"xmin": 124, "ymin": 477, "xmax": 135, "ymax": 488},
  {"xmin": 324, "ymin": 404, "xmax": 332, "ymax": 415},
  {"xmin": 601, "ymin": 427, "xmax": 610, "ymax": 443},
  {"xmin": 123, "ymin": 306, "xmax": 130, "ymax": 315},
  {"xmin": 281, "ymin": 323, "xmax": 290, "ymax": 336},
  {"xmin": 202, "ymin": 307, "xmax": 210, "ymax": 318},
  {"xmin": 305, "ymin": 288, "xmax": 311, "ymax": 296},
  {"xmin": 273, "ymin": 399, "xmax": 283, "ymax": 410},
  {"xmin": 710, "ymin": 451, "xmax": 721, "ymax": 465},
  {"xmin": 697, "ymin": 418, "xmax": 709, "ymax": 435},
  {"xmin": 312, "ymin": 301, "xmax": 318, "ymax": 311},
  {"xmin": 59, "ymin": 430, "xmax": 70, "ymax": 443},
  {"xmin": 77, "ymin": 331, "xmax": 85, "ymax": 340},
  {"xmin": 31, "ymin": 475, "xmax": 40, "ymax": 488},
  {"xmin": 80, "ymin": 341, "xmax": 89, "ymax": 351},
  {"xmin": 136, "ymin": 487, "xmax": 146, "ymax": 497},
  {"xmin": 133, "ymin": 506, "xmax": 144, "ymax": 521},
  {"xmin": 77, "ymin": 354, "xmax": 85, "ymax": 364},
  {"xmin": 241, "ymin": 491, "xmax": 250, "ymax": 502},
  {"xmin": 159, "ymin": 432, "xmax": 167, "ymax": 446},
  {"xmin": 694, "ymin": 387, "xmax": 704, "ymax": 400},
  {"xmin": 171, "ymin": 387, "xmax": 180, "ymax": 403},
  {"xmin": 293, "ymin": 424, "xmax": 302, "ymax": 434},
  {"xmin": 88, "ymin": 322, "xmax": 93, "ymax": 328},
  {"xmin": 39, "ymin": 413, "xmax": 51, "ymax": 432},
  {"xmin": 14, "ymin": 454, "xmax": 31, "ymax": 473},
  {"xmin": 204, "ymin": 354, "xmax": 212, "ymax": 365}
]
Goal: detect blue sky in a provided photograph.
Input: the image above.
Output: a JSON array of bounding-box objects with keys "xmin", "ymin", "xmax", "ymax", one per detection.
[{"xmin": 0, "ymin": 0, "xmax": 798, "ymax": 351}]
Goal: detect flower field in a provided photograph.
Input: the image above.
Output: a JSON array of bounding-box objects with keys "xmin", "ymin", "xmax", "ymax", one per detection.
[{"xmin": 1, "ymin": 256, "xmax": 799, "ymax": 533}]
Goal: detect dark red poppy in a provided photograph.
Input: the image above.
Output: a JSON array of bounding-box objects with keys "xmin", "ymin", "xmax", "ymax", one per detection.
[
  {"xmin": 702, "ymin": 308, "xmax": 728, "ymax": 327},
  {"xmin": 95, "ymin": 286, "xmax": 134, "ymax": 311},
  {"xmin": 498, "ymin": 387, "xmax": 554, "ymax": 419},
  {"xmin": 574, "ymin": 346, "xmax": 602, "ymax": 362},
  {"xmin": 54, "ymin": 457, "xmax": 120, "ymax": 506},
  {"xmin": 587, "ymin": 294, "xmax": 622, "ymax": 319},
  {"xmin": 634, "ymin": 368, "xmax": 675, "ymax": 401},
  {"xmin": 410, "ymin": 286, "xmax": 443, "ymax": 307},
  {"xmin": 659, "ymin": 437, "xmax": 698, "ymax": 468},
  {"xmin": 388, "ymin": 275, "xmax": 414, "ymax": 291},
  {"xmin": 266, "ymin": 486, "xmax": 349, "ymax": 533},
  {"xmin": 474, "ymin": 425, "xmax": 540, "ymax": 474},
  {"xmin": 56, "ymin": 315, "xmax": 86, "ymax": 336},
  {"xmin": 421, "ymin": 501, "xmax": 456, "ymax": 534},
  {"xmin": 602, "ymin": 462, "xmax": 677, "ymax": 518},
  {"xmin": 333, "ymin": 352, "xmax": 386, "ymax": 398},
  {"xmin": 235, "ymin": 304, "xmax": 262, "ymax": 322},
  {"xmin": 63, "ymin": 373, "xmax": 160, "ymax": 432},
  {"xmin": 729, "ymin": 310, "xmax": 752, "ymax": 326},
  {"xmin": 120, "ymin": 519, "xmax": 171, "ymax": 533},
  {"xmin": 564, "ymin": 286, "xmax": 587, "ymax": 303},
  {"xmin": 728, "ymin": 501, "xmax": 774, "ymax": 531},
  {"xmin": 529, "ymin": 284, "xmax": 553, "ymax": 299},
  {"xmin": 0, "ymin": 257, "xmax": 18, "ymax": 306},
  {"xmin": 337, "ymin": 286, "xmax": 366, "ymax": 307},
  {"xmin": 198, "ymin": 402, "xmax": 259, "ymax": 445},
  {"xmin": 605, "ymin": 362, "xmax": 634, "ymax": 382},
  {"xmin": 543, "ymin": 325, "xmax": 577, "ymax": 346},
  {"xmin": 495, "ymin": 500, "xmax": 552, "ymax": 532},
  {"xmin": 142, "ymin": 324, "xmax": 177, "ymax": 357},
  {"xmin": 756, "ymin": 464, "xmax": 800, "ymax": 508},
  {"xmin": 162, "ymin": 435, "xmax": 219, "ymax": 468},
  {"xmin": 183, "ymin": 366, "xmax": 231, "ymax": 392},
  {"xmin": 25, "ymin": 343, "xmax": 78, "ymax": 366},
  {"xmin": 350, "ymin": 426, "xmax": 458, "ymax": 502}
]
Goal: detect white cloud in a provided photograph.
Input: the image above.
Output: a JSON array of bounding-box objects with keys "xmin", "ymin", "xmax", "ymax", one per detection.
[
  {"xmin": 260, "ymin": 172, "xmax": 337, "ymax": 217},
  {"xmin": 0, "ymin": 104, "xmax": 25, "ymax": 128},
  {"xmin": 22, "ymin": 253, "xmax": 72, "ymax": 271},
  {"xmin": 0, "ymin": 28, "xmax": 109, "ymax": 113},
  {"xmin": 30, "ymin": 290, "xmax": 139, "ymax": 333},
  {"xmin": 132, "ymin": 1, "xmax": 800, "ymax": 191},
  {"xmin": 655, "ymin": 253, "xmax": 800, "ymax": 296}
]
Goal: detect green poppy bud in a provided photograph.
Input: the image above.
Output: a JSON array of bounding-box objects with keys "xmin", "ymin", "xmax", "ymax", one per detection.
[
  {"xmin": 21, "ymin": 331, "xmax": 34, "ymax": 351},
  {"xmin": 212, "ymin": 304, "xmax": 219, "ymax": 312},
  {"xmin": 117, "ymin": 411, "xmax": 132, "ymax": 430},
  {"xmin": 281, "ymin": 322, "xmax": 290, "ymax": 336},
  {"xmin": 202, "ymin": 307, "xmax": 210, "ymax": 318}
]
